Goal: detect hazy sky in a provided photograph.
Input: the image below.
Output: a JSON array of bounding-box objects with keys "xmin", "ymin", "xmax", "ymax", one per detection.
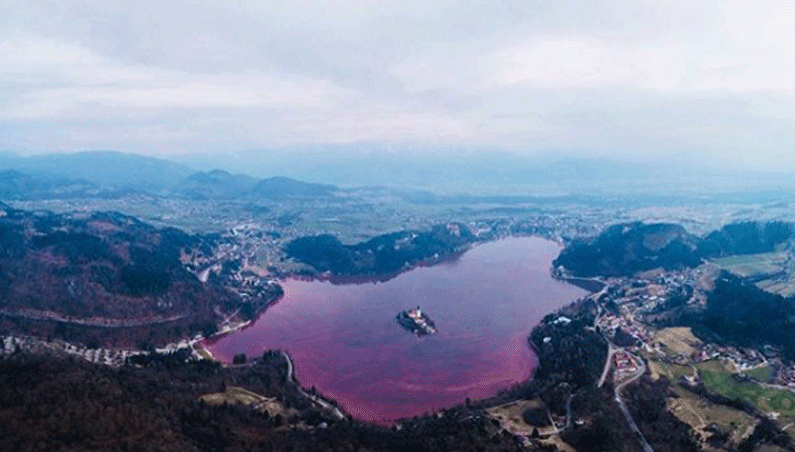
[{"xmin": 1, "ymin": 1, "xmax": 794, "ymax": 168}]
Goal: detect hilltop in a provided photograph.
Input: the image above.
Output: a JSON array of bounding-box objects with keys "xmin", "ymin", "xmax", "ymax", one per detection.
[
  {"xmin": 554, "ymin": 222, "xmax": 702, "ymax": 277},
  {"xmin": 0, "ymin": 205, "xmax": 255, "ymax": 348},
  {"xmin": 0, "ymin": 151, "xmax": 193, "ymax": 192},
  {"xmin": 284, "ymin": 223, "xmax": 475, "ymax": 277},
  {"xmin": 172, "ymin": 172, "xmax": 338, "ymax": 201},
  {"xmin": 554, "ymin": 221, "xmax": 795, "ymax": 278}
]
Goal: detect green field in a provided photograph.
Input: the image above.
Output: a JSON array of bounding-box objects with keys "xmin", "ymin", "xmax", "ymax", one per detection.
[
  {"xmin": 668, "ymin": 384, "xmax": 757, "ymax": 449},
  {"xmin": 647, "ymin": 357, "xmax": 758, "ymax": 449},
  {"xmin": 712, "ymin": 252, "xmax": 786, "ymax": 278},
  {"xmin": 746, "ymin": 364, "xmax": 775, "ymax": 383},
  {"xmin": 712, "ymin": 252, "xmax": 783, "ymax": 267},
  {"xmin": 648, "ymin": 358, "xmax": 693, "ymax": 381},
  {"xmin": 697, "ymin": 361, "xmax": 795, "ymax": 425},
  {"xmin": 712, "ymin": 251, "xmax": 795, "ymax": 296},
  {"xmin": 756, "ymin": 277, "xmax": 795, "ymax": 298}
]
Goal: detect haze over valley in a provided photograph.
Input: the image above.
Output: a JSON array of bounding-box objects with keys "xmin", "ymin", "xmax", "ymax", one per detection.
[{"xmin": 2, "ymin": 1, "xmax": 795, "ymax": 451}]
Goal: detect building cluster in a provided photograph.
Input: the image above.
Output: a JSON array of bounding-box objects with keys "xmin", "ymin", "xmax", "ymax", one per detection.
[
  {"xmin": 613, "ymin": 351, "xmax": 640, "ymax": 382},
  {"xmin": 406, "ymin": 307, "xmax": 437, "ymax": 335},
  {"xmin": 1, "ymin": 334, "xmax": 204, "ymax": 367},
  {"xmin": 1, "ymin": 334, "xmax": 140, "ymax": 366},
  {"xmin": 598, "ymin": 311, "xmax": 651, "ymax": 345},
  {"xmin": 593, "ymin": 266, "xmax": 795, "ymax": 390}
]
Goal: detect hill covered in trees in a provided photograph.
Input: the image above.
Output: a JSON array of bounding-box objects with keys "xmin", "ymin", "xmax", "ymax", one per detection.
[
  {"xmin": 697, "ymin": 221, "xmax": 794, "ymax": 257},
  {"xmin": 0, "ymin": 351, "xmax": 527, "ymax": 452},
  {"xmin": 284, "ymin": 223, "xmax": 476, "ymax": 276},
  {"xmin": 691, "ymin": 271, "xmax": 795, "ymax": 360},
  {"xmin": 554, "ymin": 221, "xmax": 794, "ymax": 277},
  {"xmin": 0, "ymin": 205, "xmax": 247, "ymax": 347},
  {"xmin": 553, "ymin": 222, "xmax": 702, "ymax": 277}
]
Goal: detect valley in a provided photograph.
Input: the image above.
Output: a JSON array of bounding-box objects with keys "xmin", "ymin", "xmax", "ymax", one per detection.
[{"xmin": 2, "ymin": 152, "xmax": 795, "ymax": 451}]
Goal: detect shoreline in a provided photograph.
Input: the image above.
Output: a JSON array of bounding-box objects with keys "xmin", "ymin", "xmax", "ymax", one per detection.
[
  {"xmin": 559, "ymin": 276, "xmax": 605, "ymax": 293},
  {"xmin": 282, "ymin": 233, "xmax": 574, "ymax": 286},
  {"xmin": 195, "ymin": 292, "xmax": 285, "ymax": 362},
  {"xmin": 285, "ymin": 244, "xmax": 474, "ymax": 286},
  {"xmin": 205, "ymin": 236, "xmax": 592, "ymax": 423}
]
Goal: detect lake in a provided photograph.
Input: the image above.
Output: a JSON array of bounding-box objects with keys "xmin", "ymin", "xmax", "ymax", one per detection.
[{"xmin": 206, "ymin": 236, "xmax": 588, "ymax": 422}]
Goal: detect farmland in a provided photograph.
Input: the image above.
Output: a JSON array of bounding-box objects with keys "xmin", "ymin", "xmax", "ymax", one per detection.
[
  {"xmin": 697, "ymin": 361, "xmax": 795, "ymax": 428},
  {"xmin": 712, "ymin": 251, "xmax": 795, "ymax": 297},
  {"xmin": 712, "ymin": 251, "xmax": 786, "ymax": 278},
  {"xmin": 646, "ymin": 357, "xmax": 757, "ymax": 450},
  {"xmin": 652, "ymin": 327, "xmax": 702, "ymax": 357}
]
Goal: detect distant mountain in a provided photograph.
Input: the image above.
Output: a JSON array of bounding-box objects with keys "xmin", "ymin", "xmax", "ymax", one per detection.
[
  {"xmin": 251, "ymin": 176, "xmax": 337, "ymax": 200},
  {"xmin": 554, "ymin": 222, "xmax": 702, "ymax": 277},
  {"xmin": 213, "ymin": 148, "xmax": 707, "ymax": 191},
  {"xmin": 0, "ymin": 170, "xmax": 109, "ymax": 200},
  {"xmin": 0, "ymin": 151, "xmax": 20, "ymax": 165},
  {"xmin": 0, "ymin": 151, "xmax": 194, "ymax": 192},
  {"xmin": 170, "ymin": 172, "xmax": 338, "ymax": 201},
  {"xmin": 171, "ymin": 169, "xmax": 259, "ymax": 200}
]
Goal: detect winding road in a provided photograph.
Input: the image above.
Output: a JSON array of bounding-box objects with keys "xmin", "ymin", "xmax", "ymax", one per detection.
[
  {"xmin": 0, "ymin": 309, "xmax": 189, "ymax": 327},
  {"xmin": 614, "ymin": 354, "xmax": 654, "ymax": 452},
  {"xmin": 598, "ymin": 342, "xmax": 618, "ymax": 388},
  {"xmin": 590, "ymin": 284, "xmax": 654, "ymax": 452},
  {"xmin": 280, "ymin": 351, "xmax": 345, "ymax": 420}
]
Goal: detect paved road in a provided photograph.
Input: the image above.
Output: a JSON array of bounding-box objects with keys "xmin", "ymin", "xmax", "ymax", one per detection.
[
  {"xmin": 598, "ymin": 341, "xmax": 618, "ymax": 388},
  {"xmin": 280, "ymin": 351, "xmax": 345, "ymax": 420},
  {"xmin": 0, "ymin": 309, "xmax": 189, "ymax": 327},
  {"xmin": 615, "ymin": 356, "xmax": 654, "ymax": 452}
]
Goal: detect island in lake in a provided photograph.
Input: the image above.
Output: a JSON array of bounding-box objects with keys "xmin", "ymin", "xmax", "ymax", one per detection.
[
  {"xmin": 396, "ymin": 306, "xmax": 437, "ymax": 336},
  {"xmin": 206, "ymin": 237, "xmax": 588, "ymax": 422}
]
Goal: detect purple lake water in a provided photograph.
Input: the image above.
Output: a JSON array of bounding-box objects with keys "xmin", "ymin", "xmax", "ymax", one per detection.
[{"xmin": 206, "ymin": 237, "xmax": 588, "ymax": 422}]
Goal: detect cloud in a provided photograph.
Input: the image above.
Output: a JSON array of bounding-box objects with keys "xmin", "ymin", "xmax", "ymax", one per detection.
[
  {"xmin": 0, "ymin": 37, "xmax": 355, "ymax": 120},
  {"xmin": 393, "ymin": 1, "xmax": 795, "ymax": 95},
  {"xmin": 0, "ymin": 0, "xmax": 792, "ymax": 169}
]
